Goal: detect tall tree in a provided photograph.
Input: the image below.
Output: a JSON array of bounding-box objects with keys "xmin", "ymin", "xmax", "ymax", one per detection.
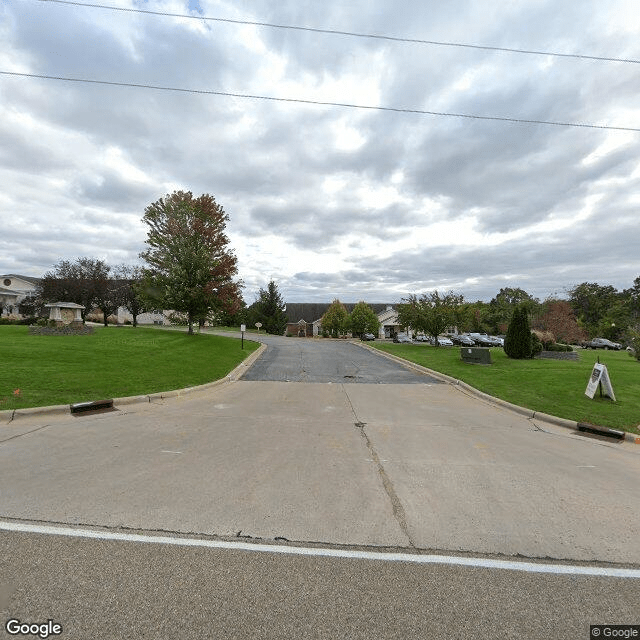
[
  {"xmin": 623, "ymin": 276, "xmax": 640, "ymax": 321},
  {"xmin": 398, "ymin": 291, "xmax": 464, "ymax": 344},
  {"xmin": 349, "ymin": 301, "xmax": 380, "ymax": 338},
  {"xmin": 321, "ymin": 299, "xmax": 350, "ymax": 337},
  {"xmin": 252, "ymin": 281, "xmax": 287, "ymax": 335},
  {"xmin": 487, "ymin": 287, "xmax": 539, "ymax": 333},
  {"xmin": 140, "ymin": 191, "xmax": 241, "ymax": 335},
  {"xmin": 568, "ymin": 282, "xmax": 619, "ymax": 336},
  {"xmin": 37, "ymin": 257, "xmax": 111, "ymax": 322}
]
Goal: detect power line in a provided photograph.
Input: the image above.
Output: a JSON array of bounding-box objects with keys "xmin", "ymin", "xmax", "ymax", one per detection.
[
  {"xmin": 2, "ymin": 70, "xmax": 639, "ymax": 132},
  {"xmin": 36, "ymin": 0, "xmax": 640, "ymax": 65}
]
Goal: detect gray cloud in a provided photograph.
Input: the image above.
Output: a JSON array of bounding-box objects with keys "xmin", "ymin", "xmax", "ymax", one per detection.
[{"xmin": 2, "ymin": 0, "xmax": 639, "ymax": 301}]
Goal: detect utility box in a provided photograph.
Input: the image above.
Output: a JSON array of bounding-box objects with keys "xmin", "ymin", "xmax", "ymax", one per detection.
[{"xmin": 461, "ymin": 347, "xmax": 492, "ymax": 365}]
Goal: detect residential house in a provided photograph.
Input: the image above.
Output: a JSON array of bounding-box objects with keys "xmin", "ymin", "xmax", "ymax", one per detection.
[{"xmin": 0, "ymin": 274, "xmax": 39, "ymax": 316}]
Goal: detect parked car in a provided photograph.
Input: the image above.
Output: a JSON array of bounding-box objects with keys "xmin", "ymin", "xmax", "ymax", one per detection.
[
  {"xmin": 458, "ymin": 335, "xmax": 476, "ymax": 346},
  {"xmin": 361, "ymin": 333, "xmax": 376, "ymax": 341},
  {"xmin": 414, "ymin": 335, "xmax": 429, "ymax": 342},
  {"xmin": 435, "ymin": 336, "xmax": 454, "ymax": 347},
  {"xmin": 393, "ymin": 333, "xmax": 412, "ymax": 343},
  {"xmin": 469, "ymin": 333, "xmax": 494, "ymax": 347},
  {"xmin": 585, "ymin": 338, "xmax": 622, "ymax": 350}
]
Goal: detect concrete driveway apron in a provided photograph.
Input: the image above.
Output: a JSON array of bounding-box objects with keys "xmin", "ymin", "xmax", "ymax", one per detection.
[{"xmin": 1, "ymin": 334, "xmax": 639, "ymax": 563}]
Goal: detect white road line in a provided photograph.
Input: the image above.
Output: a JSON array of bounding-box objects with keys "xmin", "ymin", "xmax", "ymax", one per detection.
[
  {"xmin": 1, "ymin": 520, "xmax": 639, "ymax": 578},
  {"xmin": 160, "ymin": 450, "xmax": 183, "ymax": 454}
]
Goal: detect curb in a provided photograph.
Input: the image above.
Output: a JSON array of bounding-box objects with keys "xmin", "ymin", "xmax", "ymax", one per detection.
[
  {"xmin": 354, "ymin": 341, "xmax": 640, "ymax": 445},
  {"xmin": 0, "ymin": 339, "xmax": 266, "ymax": 422}
]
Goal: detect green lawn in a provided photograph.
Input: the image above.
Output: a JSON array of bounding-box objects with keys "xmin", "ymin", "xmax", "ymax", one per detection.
[
  {"xmin": 0, "ymin": 326, "xmax": 259, "ymax": 410},
  {"xmin": 370, "ymin": 343, "xmax": 640, "ymax": 434}
]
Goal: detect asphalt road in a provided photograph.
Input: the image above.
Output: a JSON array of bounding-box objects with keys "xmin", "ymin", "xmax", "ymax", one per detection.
[
  {"xmin": 1, "ymin": 333, "xmax": 639, "ymax": 639},
  {"xmin": 240, "ymin": 334, "xmax": 441, "ymax": 383},
  {"xmin": 2, "ymin": 529, "xmax": 638, "ymax": 640}
]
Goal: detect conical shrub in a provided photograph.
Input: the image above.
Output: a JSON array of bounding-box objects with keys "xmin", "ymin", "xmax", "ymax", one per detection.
[{"xmin": 504, "ymin": 306, "xmax": 534, "ymax": 359}]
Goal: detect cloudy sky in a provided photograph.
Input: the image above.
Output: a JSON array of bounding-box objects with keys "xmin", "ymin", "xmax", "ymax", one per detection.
[{"xmin": 2, "ymin": 0, "xmax": 639, "ymax": 303}]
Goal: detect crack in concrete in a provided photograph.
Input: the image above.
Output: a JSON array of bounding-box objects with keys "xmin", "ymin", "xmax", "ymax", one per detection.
[
  {"xmin": 341, "ymin": 385, "xmax": 415, "ymax": 548},
  {"xmin": 0, "ymin": 424, "xmax": 52, "ymax": 445}
]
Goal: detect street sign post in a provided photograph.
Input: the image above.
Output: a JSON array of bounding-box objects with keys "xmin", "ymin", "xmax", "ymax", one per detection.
[{"xmin": 240, "ymin": 324, "xmax": 246, "ymax": 349}]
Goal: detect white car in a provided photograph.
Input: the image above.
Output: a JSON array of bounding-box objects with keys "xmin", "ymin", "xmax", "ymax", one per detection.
[{"xmin": 435, "ymin": 336, "xmax": 454, "ymax": 346}]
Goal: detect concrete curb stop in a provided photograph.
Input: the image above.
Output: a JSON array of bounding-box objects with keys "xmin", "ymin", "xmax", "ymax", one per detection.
[
  {"xmin": 0, "ymin": 340, "xmax": 267, "ymax": 422},
  {"xmin": 354, "ymin": 341, "xmax": 640, "ymax": 445}
]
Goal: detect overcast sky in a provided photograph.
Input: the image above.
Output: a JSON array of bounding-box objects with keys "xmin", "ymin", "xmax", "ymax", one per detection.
[{"xmin": 2, "ymin": 0, "xmax": 639, "ymax": 303}]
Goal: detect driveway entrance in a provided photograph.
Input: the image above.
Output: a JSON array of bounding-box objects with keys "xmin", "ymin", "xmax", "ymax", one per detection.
[{"xmin": 239, "ymin": 335, "xmax": 441, "ymax": 384}]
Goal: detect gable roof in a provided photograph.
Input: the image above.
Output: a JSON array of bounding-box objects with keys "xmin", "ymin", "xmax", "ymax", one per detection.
[
  {"xmin": 0, "ymin": 274, "xmax": 40, "ymax": 285},
  {"xmin": 285, "ymin": 303, "xmax": 396, "ymax": 323}
]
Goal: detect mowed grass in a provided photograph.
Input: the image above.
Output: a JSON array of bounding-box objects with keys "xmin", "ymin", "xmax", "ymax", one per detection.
[
  {"xmin": 371, "ymin": 342, "xmax": 640, "ymax": 434},
  {"xmin": 0, "ymin": 326, "xmax": 259, "ymax": 410}
]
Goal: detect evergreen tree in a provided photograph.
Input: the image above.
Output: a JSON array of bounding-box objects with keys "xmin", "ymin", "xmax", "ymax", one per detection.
[
  {"xmin": 504, "ymin": 306, "xmax": 534, "ymax": 359},
  {"xmin": 253, "ymin": 281, "xmax": 287, "ymax": 335}
]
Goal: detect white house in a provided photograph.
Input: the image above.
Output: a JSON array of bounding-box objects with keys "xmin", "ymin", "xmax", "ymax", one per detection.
[
  {"xmin": 304, "ymin": 305, "xmax": 402, "ymax": 338},
  {"xmin": 377, "ymin": 305, "xmax": 402, "ymax": 338},
  {"xmin": 0, "ymin": 274, "xmax": 39, "ymax": 316}
]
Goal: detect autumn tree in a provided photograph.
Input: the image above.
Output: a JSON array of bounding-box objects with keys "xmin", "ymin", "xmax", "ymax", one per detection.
[
  {"xmin": 140, "ymin": 191, "xmax": 241, "ymax": 335},
  {"xmin": 534, "ymin": 299, "xmax": 586, "ymax": 345},
  {"xmin": 251, "ymin": 281, "xmax": 288, "ymax": 335},
  {"xmin": 398, "ymin": 291, "xmax": 464, "ymax": 344},
  {"xmin": 321, "ymin": 299, "xmax": 350, "ymax": 337},
  {"xmin": 349, "ymin": 301, "xmax": 380, "ymax": 338},
  {"xmin": 215, "ymin": 298, "xmax": 247, "ymax": 328}
]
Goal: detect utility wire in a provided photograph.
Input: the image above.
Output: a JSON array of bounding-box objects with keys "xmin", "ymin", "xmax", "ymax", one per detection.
[
  {"xmin": 36, "ymin": 0, "xmax": 640, "ymax": 65},
  {"xmin": 2, "ymin": 70, "xmax": 638, "ymax": 132}
]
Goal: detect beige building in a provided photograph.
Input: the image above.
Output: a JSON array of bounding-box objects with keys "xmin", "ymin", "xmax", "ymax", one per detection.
[{"xmin": 0, "ymin": 274, "xmax": 39, "ymax": 316}]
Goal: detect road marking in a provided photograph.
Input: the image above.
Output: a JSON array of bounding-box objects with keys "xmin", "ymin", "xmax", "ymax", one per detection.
[
  {"xmin": 1, "ymin": 521, "xmax": 638, "ymax": 578},
  {"xmin": 160, "ymin": 450, "xmax": 183, "ymax": 454}
]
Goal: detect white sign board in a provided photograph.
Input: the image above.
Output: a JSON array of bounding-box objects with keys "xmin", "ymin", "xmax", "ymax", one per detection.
[
  {"xmin": 585, "ymin": 363, "xmax": 616, "ymax": 401},
  {"xmin": 240, "ymin": 324, "xmax": 246, "ymax": 332}
]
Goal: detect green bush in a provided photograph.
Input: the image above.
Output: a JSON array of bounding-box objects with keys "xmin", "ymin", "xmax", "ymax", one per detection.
[
  {"xmin": 546, "ymin": 342, "xmax": 573, "ymax": 352},
  {"xmin": 0, "ymin": 316, "xmax": 40, "ymax": 325},
  {"xmin": 530, "ymin": 332, "xmax": 543, "ymax": 355}
]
